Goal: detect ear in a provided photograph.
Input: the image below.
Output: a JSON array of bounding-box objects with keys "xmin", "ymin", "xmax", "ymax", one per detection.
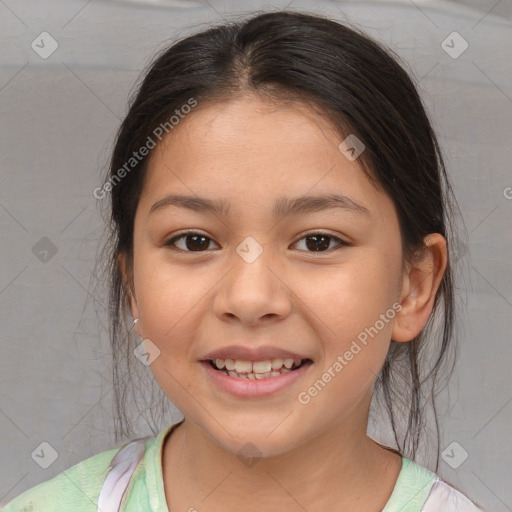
[
  {"xmin": 117, "ymin": 252, "xmax": 143, "ymax": 338},
  {"xmin": 391, "ymin": 233, "xmax": 448, "ymax": 343}
]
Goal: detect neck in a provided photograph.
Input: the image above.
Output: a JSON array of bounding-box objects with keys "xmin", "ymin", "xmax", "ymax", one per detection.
[{"xmin": 162, "ymin": 413, "xmax": 402, "ymax": 511}]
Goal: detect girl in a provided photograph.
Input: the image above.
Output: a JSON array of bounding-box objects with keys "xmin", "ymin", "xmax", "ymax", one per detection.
[{"xmin": 2, "ymin": 10, "xmax": 485, "ymax": 512}]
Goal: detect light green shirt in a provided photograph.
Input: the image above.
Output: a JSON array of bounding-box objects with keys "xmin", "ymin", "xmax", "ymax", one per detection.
[{"xmin": 1, "ymin": 421, "xmax": 484, "ymax": 511}]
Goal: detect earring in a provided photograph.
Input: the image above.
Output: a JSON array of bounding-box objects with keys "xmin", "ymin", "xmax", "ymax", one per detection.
[{"xmin": 133, "ymin": 318, "xmax": 139, "ymax": 325}]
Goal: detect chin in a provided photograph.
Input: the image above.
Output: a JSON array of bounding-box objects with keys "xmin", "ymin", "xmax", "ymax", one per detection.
[{"xmin": 198, "ymin": 418, "xmax": 310, "ymax": 460}]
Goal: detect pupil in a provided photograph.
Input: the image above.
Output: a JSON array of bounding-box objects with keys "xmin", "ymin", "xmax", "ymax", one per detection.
[
  {"xmin": 186, "ymin": 235, "xmax": 209, "ymax": 251},
  {"xmin": 185, "ymin": 235, "xmax": 330, "ymax": 252},
  {"xmin": 306, "ymin": 235, "xmax": 330, "ymax": 251}
]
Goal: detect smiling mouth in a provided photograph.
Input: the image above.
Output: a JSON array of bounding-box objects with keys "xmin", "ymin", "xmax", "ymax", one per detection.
[{"xmin": 206, "ymin": 357, "xmax": 311, "ymax": 380}]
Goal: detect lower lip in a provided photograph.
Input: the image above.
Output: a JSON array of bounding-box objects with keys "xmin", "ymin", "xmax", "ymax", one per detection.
[{"xmin": 201, "ymin": 361, "xmax": 313, "ymax": 398}]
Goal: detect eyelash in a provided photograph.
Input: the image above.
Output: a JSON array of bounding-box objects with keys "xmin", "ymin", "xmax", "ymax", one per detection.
[{"xmin": 163, "ymin": 230, "xmax": 349, "ymax": 253}]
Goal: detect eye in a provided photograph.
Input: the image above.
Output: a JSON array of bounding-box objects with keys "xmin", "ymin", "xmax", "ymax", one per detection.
[
  {"xmin": 164, "ymin": 231, "xmax": 219, "ymax": 252},
  {"xmin": 163, "ymin": 230, "xmax": 348, "ymax": 253},
  {"xmin": 292, "ymin": 232, "xmax": 348, "ymax": 252}
]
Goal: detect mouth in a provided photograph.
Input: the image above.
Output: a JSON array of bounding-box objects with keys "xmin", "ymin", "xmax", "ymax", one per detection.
[{"xmin": 205, "ymin": 357, "xmax": 312, "ymax": 380}]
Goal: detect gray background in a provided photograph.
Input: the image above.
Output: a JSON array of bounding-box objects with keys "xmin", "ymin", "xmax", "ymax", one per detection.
[{"xmin": 0, "ymin": 0, "xmax": 511, "ymax": 510}]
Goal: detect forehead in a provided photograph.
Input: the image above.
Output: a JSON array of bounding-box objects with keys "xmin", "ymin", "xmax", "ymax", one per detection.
[
  {"xmin": 155, "ymin": 93, "xmax": 342, "ymax": 158},
  {"xmin": 140, "ymin": 93, "xmax": 388, "ymax": 219}
]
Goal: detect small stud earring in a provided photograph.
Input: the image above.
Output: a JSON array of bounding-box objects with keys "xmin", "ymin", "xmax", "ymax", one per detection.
[{"xmin": 133, "ymin": 318, "xmax": 139, "ymax": 325}]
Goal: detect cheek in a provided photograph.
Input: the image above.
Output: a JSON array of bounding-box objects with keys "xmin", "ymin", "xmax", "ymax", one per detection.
[
  {"xmin": 134, "ymin": 261, "xmax": 203, "ymax": 404},
  {"xmin": 296, "ymin": 255, "xmax": 401, "ymax": 413},
  {"xmin": 307, "ymin": 251, "xmax": 401, "ymax": 365},
  {"xmin": 133, "ymin": 255, "xmax": 204, "ymax": 353},
  {"xmin": 311, "ymin": 250, "xmax": 400, "ymax": 324}
]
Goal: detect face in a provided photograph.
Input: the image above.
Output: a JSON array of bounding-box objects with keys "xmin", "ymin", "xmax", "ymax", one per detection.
[{"xmin": 127, "ymin": 92, "xmax": 406, "ymax": 457}]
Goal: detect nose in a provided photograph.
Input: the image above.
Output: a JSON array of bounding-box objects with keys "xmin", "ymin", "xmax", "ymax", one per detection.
[{"xmin": 213, "ymin": 246, "xmax": 292, "ymax": 327}]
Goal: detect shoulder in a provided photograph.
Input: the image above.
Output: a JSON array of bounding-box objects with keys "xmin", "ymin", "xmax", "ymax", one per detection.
[
  {"xmin": 1, "ymin": 445, "xmax": 121, "ymax": 512},
  {"xmin": 1, "ymin": 424, "xmax": 176, "ymax": 512},
  {"xmin": 422, "ymin": 479, "xmax": 486, "ymax": 512},
  {"xmin": 383, "ymin": 457, "xmax": 486, "ymax": 512}
]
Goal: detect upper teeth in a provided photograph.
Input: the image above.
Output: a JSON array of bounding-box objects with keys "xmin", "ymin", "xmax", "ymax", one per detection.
[{"xmin": 214, "ymin": 358, "xmax": 302, "ymax": 373}]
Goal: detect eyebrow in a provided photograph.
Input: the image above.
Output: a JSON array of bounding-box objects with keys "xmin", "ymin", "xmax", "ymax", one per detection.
[{"xmin": 148, "ymin": 193, "xmax": 371, "ymax": 219}]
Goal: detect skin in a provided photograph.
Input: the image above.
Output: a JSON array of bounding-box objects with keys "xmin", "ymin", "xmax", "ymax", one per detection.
[{"xmin": 120, "ymin": 91, "xmax": 447, "ymax": 511}]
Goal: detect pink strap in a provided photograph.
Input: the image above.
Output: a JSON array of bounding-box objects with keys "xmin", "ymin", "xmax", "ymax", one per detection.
[{"xmin": 96, "ymin": 439, "xmax": 146, "ymax": 512}]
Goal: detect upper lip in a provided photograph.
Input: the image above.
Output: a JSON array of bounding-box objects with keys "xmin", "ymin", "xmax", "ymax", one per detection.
[{"xmin": 202, "ymin": 345, "xmax": 311, "ymax": 362}]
